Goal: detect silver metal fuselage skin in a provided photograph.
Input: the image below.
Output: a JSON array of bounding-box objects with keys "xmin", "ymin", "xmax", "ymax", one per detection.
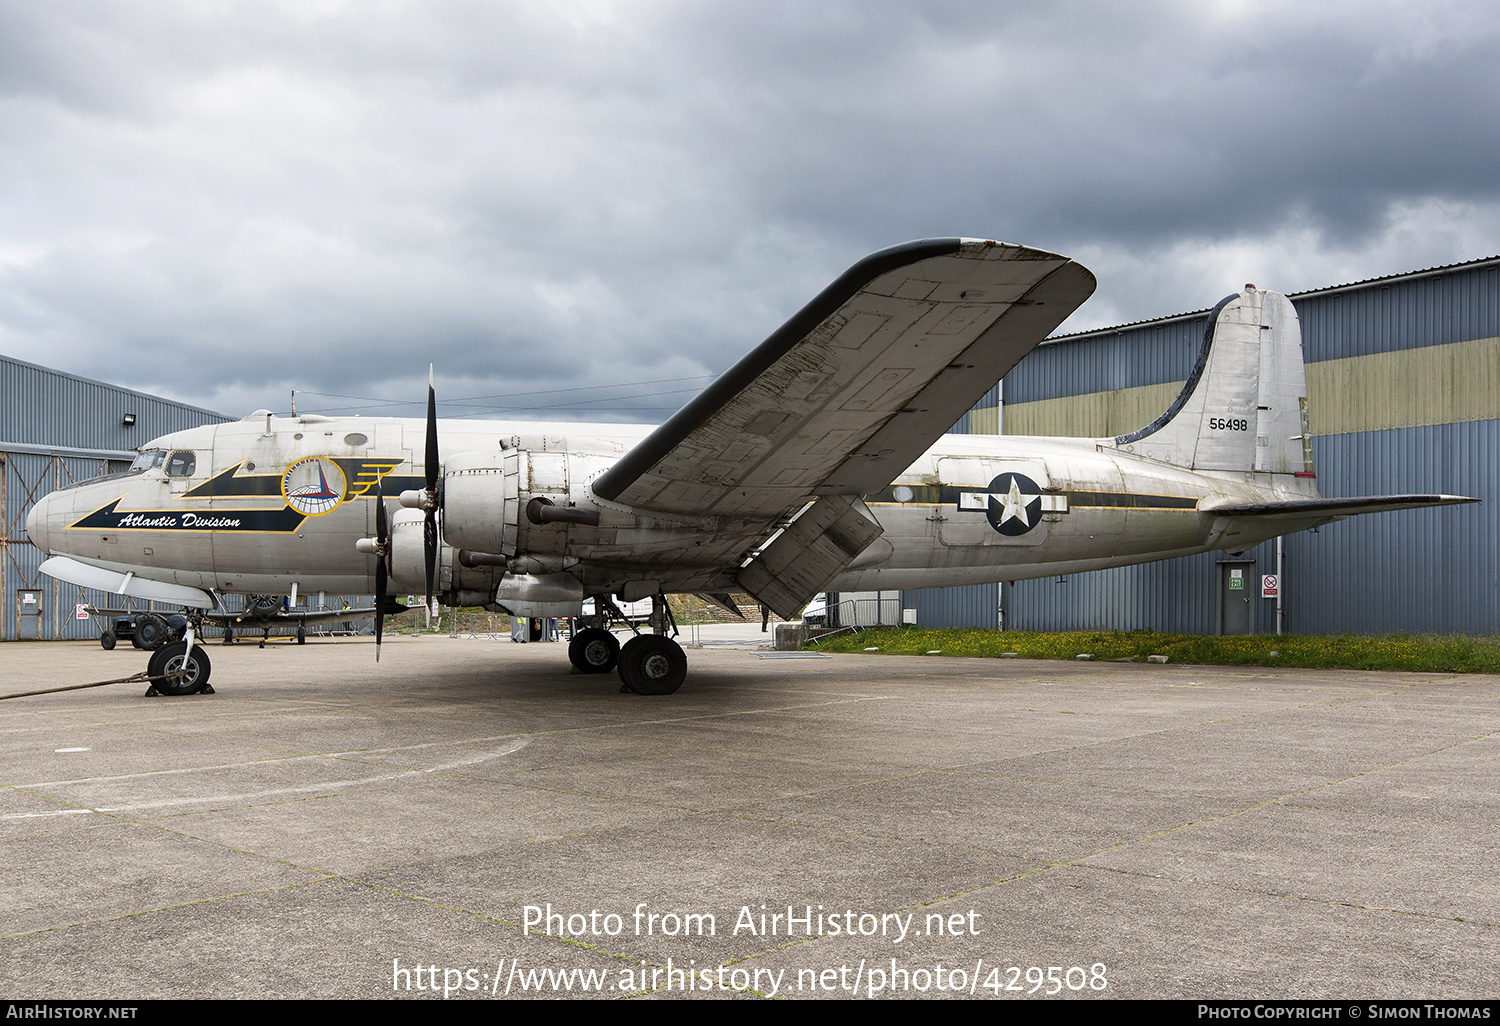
[{"xmin": 27, "ymin": 413, "xmax": 1314, "ymax": 606}]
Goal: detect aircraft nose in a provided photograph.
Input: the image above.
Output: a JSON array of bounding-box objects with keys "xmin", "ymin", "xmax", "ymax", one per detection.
[{"xmin": 25, "ymin": 495, "xmax": 52, "ymax": 555}]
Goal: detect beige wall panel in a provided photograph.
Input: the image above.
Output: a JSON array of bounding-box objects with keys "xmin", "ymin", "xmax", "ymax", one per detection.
[
  {"xmin": 1002, "ymin": 336, "xmax": 1500, "ymax": 438},
  {"xmin": 1306, "ymin": 336, "xmax": 1500, "ymax": 435},
  {"xmin": 968, "ymin": 406, "xmax": 1000, "ymax": 435},
  {"xmin": 1002, "ymin": 382, "xmax": 1181, "ymax": 437}
]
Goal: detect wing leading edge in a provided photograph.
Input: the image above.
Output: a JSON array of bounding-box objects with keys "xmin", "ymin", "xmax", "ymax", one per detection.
[{"xmin": 590, "ymin": 239, "xmax": 1096, "ymax": 522}]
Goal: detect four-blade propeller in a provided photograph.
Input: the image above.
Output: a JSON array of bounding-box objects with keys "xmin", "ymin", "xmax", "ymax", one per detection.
[{"xmin": 357, "ymin": 368, "xmax": 438, "ymax": 661}]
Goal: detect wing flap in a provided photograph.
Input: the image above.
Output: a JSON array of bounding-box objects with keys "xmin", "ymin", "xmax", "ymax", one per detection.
[{"xmin": 737, "ymin": 495, "xmax": 885, "ymax": 619}]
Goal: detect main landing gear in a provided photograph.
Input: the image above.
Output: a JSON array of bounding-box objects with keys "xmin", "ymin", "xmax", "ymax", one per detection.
[
  {"xmin": 565, "ymin": 593, "xmax": 687, "ymax": 695},
  {"xmin": 568, "ymin": 628, "xmax": 620, "ymax": 673},
  {"xmin": 617, "ymin": 634, "xmax": 686, "ymax": 695}
]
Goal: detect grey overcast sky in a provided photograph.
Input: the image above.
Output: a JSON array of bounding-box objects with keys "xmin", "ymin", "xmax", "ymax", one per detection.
[{"xmin": 1, "ymin": 0, "xmax": 1496, "ymax": 420}]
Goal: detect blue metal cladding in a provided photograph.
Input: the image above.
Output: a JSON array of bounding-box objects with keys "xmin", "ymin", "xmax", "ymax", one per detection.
[
  {"xmin": 949, "ymin": 383, "xmax": 1000, "ymax": 434},
  {"xmin": 903, "ymin": 583, "xmax": 999, "ymax": 628},
  {"xmin": 1286, "ymin": 422, "xmax": 1499, "ymax": 635},
  {"xmin": 1007, "ymin": 551, "xmax": 1249, "ymax": 635},
  {"xmin": 2, "ymin": 451, "xmax": 141, "ymax": 641},
  {"xmin": 1297, "ymin": 263, "xmax": 1500, "ymax": 362},
  {"xmin": 0, "ymin": 353, "xmax": 226, "ymax": 454},
  {"xmin": 1005, "ymin": 315, "xmax": 1210, "ymax": 405}
]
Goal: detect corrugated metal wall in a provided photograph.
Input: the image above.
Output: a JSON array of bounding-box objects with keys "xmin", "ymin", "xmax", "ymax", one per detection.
[
  {"xmin": 997, "ymin": 256, "xmax": 1500, "ymax": 636},
  {"xmin": 1, "ymin": 354, "xmax": 229, "ymax": 641},
  {"xmin": 905, "ymin": 582, "xmax": 999, "ymax": 629},
  {"xmin": 0, "ymin": 353, "xmax": 225, "ymax": 452},
  {"xmin": 3, "ymin": 451, "xmax": 131, "ymax": 640}
]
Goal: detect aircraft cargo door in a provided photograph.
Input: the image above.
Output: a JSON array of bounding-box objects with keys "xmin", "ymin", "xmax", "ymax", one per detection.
[{"xmin": 935, "ymin": 458, "xmax": 1055, "ymax": 549}]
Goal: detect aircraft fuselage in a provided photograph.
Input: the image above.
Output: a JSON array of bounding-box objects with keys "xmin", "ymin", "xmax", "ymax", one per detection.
[{"xmin": 28, "ymin": 412, "xmax": 1315, "ymax": 607}]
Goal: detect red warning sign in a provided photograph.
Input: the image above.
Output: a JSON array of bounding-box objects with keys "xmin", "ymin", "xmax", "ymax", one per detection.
[{"xmin": 1261, "ymin": 575, "xmax": 1279, "ymax": 598}]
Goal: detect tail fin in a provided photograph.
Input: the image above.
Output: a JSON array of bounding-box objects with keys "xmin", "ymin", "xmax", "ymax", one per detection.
[{"xmin": 1111, "ymin": 287, "xmax": 1315, "ymax": 478}]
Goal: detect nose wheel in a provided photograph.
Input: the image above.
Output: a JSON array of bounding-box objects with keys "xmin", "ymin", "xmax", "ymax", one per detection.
[
  {"xmin": 616, "ymin": 635, "xmax": 686, "ymax": 695},
  {"xmin": 146, "ymin": 641, "xmax": 213, "ymax": 696}
]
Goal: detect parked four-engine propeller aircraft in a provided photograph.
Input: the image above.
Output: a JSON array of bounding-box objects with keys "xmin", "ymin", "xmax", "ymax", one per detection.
[
  {"xmin": 28, "ymin": 239, "xmax": 1476, "ymax": 696},
  {"xmin": 86, "ymin": 594, "xmax": 375, "ymax": 650}
]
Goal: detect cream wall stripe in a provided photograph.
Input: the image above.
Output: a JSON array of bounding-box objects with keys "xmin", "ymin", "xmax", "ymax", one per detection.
[{"xmin": 1001, "ymin": 336, "xmax": 1500, "ymax": 438}]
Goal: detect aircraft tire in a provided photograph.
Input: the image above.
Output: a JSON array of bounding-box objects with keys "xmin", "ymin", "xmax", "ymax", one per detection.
[
  {"xmin": 100, "ymin": 632, "xmax": 116, "ymax": 651},
  {"xmin": 147, "ymin": 641, "xmax": 212, "ymax": 696},
  {"xmin": 569, "ymin": 628, "xmax": 620, "ymax": 674},
  {"xmin": 135, "ymin": 613, "xmax": 169, "ymax": 651},
  {"xmin": 617, "ymin": 635, "xmax": 685, "ymax": 695},
  {"xmin": 296, "ymin": 626, "xmax": 306, "ymax": 645}
]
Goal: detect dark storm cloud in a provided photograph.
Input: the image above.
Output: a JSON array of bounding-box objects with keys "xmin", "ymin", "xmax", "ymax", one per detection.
[{"xmin": 0, "ymin": 1, "xmax": 1495, "ymax": 418}]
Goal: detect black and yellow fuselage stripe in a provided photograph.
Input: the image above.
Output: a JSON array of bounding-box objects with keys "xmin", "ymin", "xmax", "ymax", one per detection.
[{"xmin": 864, "ymin": 484, "xmax": 1199, "ymax": 510}]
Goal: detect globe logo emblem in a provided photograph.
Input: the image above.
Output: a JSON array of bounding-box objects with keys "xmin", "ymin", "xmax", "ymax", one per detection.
[{"xmin": 281, "ymin": 457, "xmax": 347, "ymax": 517}]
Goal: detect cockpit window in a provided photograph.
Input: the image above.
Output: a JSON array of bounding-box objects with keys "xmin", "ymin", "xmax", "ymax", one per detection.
[
  {"xmin": 126, "ymin": 450, "xmax": 166, "ymax": 476},
  {"xmin": 165, "ymin": 451, "xmax": 196, "ymax": 477}
]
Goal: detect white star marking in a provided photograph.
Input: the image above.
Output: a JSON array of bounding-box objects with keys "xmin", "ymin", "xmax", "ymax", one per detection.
[{"xmin": 990, "ymin": 477, "xmax": 1040, "ymax": 528}]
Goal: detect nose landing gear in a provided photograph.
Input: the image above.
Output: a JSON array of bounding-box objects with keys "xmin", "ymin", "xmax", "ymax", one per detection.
[{"xmin": 145, "ymin": 639, "xmax": 214, "ymax": 696}]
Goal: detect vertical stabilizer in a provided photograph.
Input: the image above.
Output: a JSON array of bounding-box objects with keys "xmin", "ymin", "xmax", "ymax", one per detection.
[{"xmin": 1111, "ymin": 288, "xmax": 1313, "ymax": 477}]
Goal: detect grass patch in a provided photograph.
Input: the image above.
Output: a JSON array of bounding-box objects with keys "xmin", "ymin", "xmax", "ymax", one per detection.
[{"xmin": 805, "ymin": 628, "xmax": 1500, "ymax": 674}]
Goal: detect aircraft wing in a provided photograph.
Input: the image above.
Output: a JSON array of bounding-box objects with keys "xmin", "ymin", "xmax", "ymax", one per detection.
[
  {"xmin": 590, "ymin": 238, "xmax": 1095, "ymax": 520},
  {"xmin": 1200, "ymin": 494, "xmax": 1479, "ymax": 527}
]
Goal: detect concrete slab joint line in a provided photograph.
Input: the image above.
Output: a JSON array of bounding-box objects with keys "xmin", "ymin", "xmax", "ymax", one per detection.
[{"xmin": 2, "ymin": 638, "xmax": 1497, "ymax": 998}]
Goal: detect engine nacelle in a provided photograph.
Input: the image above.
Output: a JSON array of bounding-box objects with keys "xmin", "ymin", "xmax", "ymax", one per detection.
[
  {"xmin": 386, "ymin": 506, "xmax": 508, "ymax": 606},
  {"xmin": 440, "ymin": 450, "xmax": 520, "ymax": 555}
]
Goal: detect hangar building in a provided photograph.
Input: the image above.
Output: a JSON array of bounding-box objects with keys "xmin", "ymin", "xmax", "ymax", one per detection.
[
  {"xmin": 905, "ymin": 255, "xmax": 1499, "ymax": 634},
  {"xmin": 1, "ymin": 355, "xmax": 228, "ymax": 640}
]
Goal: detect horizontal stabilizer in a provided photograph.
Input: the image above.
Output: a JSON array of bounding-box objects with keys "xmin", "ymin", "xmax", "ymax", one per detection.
[{"xmin": 1200, "ymin": 494, "xmax": 1478, "ymax": 520}]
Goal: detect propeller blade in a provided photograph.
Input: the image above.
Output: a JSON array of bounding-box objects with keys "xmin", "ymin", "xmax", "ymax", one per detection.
[
  {"xmin": 425, "ymin": 366, "xmax": 439, "ymax": 493},
  {"xmin": 424, "ymin": 365, "xmax": 439, "ymax": 615},
  {"xmin": 374, "ymin": 478, "xmax": 388, "ymax": 662},
  {"xmin": 424, "ymin": 511, "xmax": 437, "ymax": 616}
]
